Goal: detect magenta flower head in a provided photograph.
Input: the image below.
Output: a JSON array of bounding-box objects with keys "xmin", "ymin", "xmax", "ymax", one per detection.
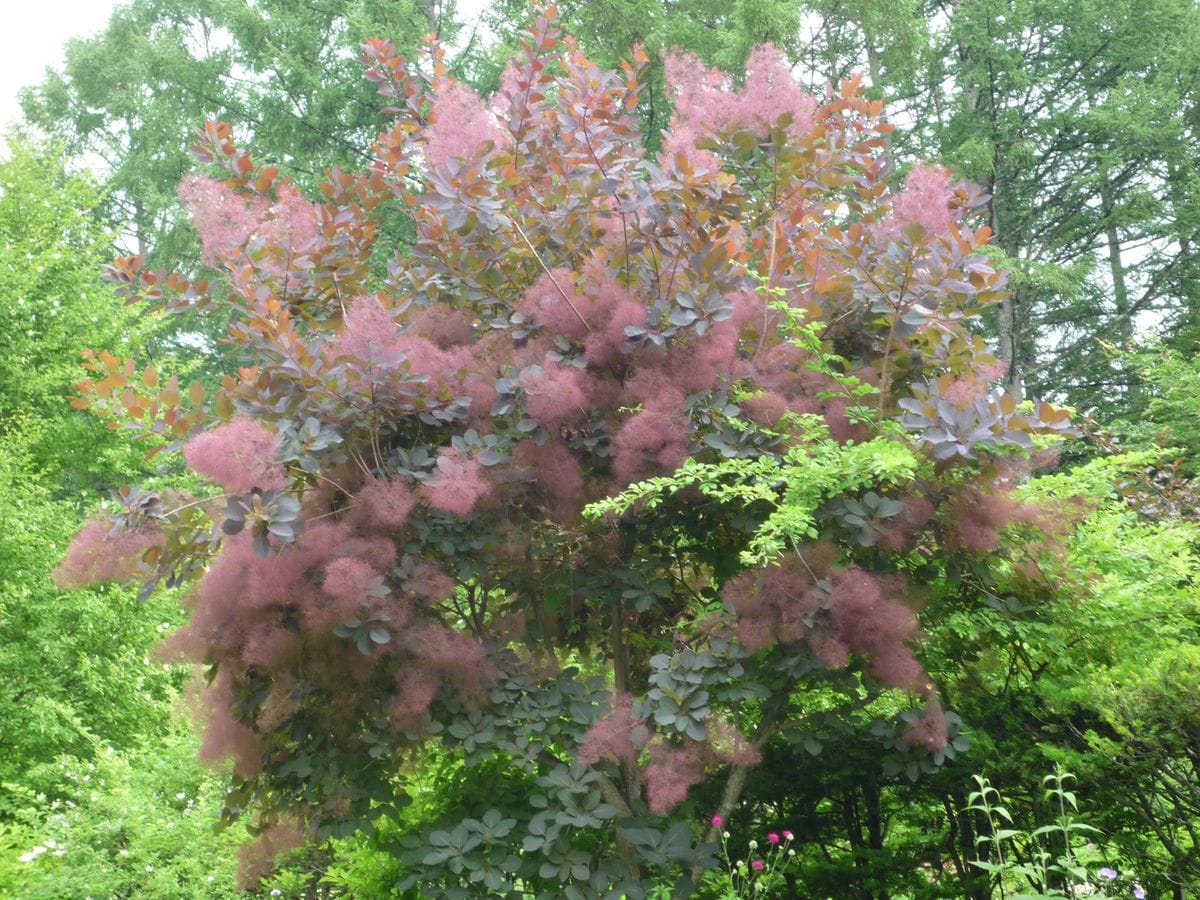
[
  {"xmin": 710, "ymin": 815, "xmax": 724, "ymax": 828},
  {"xmin": 1099, "ymin": 867, "xmax": 1118, "ymax": 881},
  {"xmin": 783, "ymin": 830, "xmax": 794, "ymax": 840},
  {"xmin": 751, "ymin": 859, "xmax": 765, "ymax": 871},
  {"xmin": 767, "ymin": 832, "xmax": 781, "ymax": 844}
]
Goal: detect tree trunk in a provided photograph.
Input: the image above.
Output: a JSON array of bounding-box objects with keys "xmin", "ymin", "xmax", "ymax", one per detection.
[
  {"xmin": 992, "ymin": 185, "xmax": 1026, "ymax": 395},
  {"xmin": 1102, "ymin": 177, "xmax": 1140, "ymax": 406},
  {"xmin": 1102, "ymin": 183, "xmax": 1132, "ymax": 345}
]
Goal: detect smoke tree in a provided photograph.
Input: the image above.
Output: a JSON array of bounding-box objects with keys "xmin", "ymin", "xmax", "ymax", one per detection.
[{"xmin": 63, "ymin": 6, "xmax": 1078, "ymax": 896}]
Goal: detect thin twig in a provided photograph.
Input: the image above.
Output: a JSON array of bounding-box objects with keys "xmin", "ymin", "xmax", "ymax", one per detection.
[{"xmin": 510, "ymin": 217, "xmax": 592, "ymax": 332}]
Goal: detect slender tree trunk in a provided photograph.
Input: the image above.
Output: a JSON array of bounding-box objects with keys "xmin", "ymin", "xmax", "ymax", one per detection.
[
  {"xmin": 992, "ymin": 186, "xmax": 1026, "ymax": 395},
  {"xmin": 861, "ymin": 20, "xmax": 883, "ymax": 91},
  {"xmin": 1102, "ymin": 183, "xmax": 1132, "ymax": 345},
  {"xmin": 133, "ymin": 199, "xmax": 148, "ymax": 260},
  {"xmin": 1102, "ymin": 178, "xmax": 1140, "ymax": 406},
  {"xmin": 950, "ymin": 0, "xmax": 1027, "ymax": 394},
  {"xmin": 864, "ymin": 778, "xmax": 883, "ymax": 850},
  {"xmin": 1165, "ymin": 158, "xmax": 1200, "ymax": 343},
  {"xmin": 609, "ymin": 525, "xmax": 643, "ymax": 881},
  {"xmin": 610, "ymin": 595, "xmax": 642, "ymax": 822},
  {"xmin": 958, "ymin": 790, "xmax": 991, "ymax": 900}
]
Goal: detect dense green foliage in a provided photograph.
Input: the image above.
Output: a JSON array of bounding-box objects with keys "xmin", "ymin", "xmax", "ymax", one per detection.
[
  {"xmin": 3, "ymin": 2, "xmax": 1200, "ymax": 898},
  {"xmin": 0, "ymin": 143, "xmax": 169, "ymax": 788},
  {"xmin": 0, "ymin": 144, "xmax": 149, "ymax": 492},
  {"xmin": 0, "ymin": 145, "xmax": 284, "ymax": 898}
]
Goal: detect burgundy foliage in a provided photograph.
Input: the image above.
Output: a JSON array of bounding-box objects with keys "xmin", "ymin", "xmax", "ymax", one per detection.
[{"xmin": 63, "ymin": 6, "xmax": 1078, "ymax": 892}]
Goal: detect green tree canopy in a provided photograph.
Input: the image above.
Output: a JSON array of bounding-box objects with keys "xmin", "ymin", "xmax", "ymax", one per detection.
[
  {"xmin": 18, "ymin": 0, "xmax": 466, "ymax": 270},
  {"xmin": 781, "ymin": 0, "xmax": 1200, "ymax": 413}
]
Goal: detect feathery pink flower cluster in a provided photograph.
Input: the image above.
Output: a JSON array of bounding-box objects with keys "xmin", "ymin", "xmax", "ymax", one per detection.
[
  {"xmin": 423, "ymin": 448, "xmax": 491, "ymax": 516},
  {"xmin": 663, "ymin": 45, "xmax": 818, "ymax": 162},
  {"xmin": 355, "ymin": 476, "xmax": 416, "ymax": 529},
  {"xmin": 644, "ymin": 741, "xmax": 707, "ymax": 814},
  {"xmin": 424, "ymin": 80, "xmax": 501, "ymax": 168},
  {"xmin": 177, "ymin": 175, "xmax": 267, "ymax": 265},
  {"xmin": 578, "ymin": 693, "xmax": 649, "ymax": 766},
  {"xmin": 329, "ymin": 295, "xmax": 404, "ymax": 371},
  {"xmin": 877, "ymin": 163, "xmax": 958, "ymax": 247},
  {"xmin": 183, "ymin": 417, "xmax": 284, "ymax": 493},
  {"xmin": 520, "ymin": 363, "xmax": 587, "ymax": 428},
  {"xmin": 53, "ymin": 519, "xmax": 162, "ymax": 588},
  {"xmin": 902, "ymin": 700, "xmax": 949, "ymax": 752}
]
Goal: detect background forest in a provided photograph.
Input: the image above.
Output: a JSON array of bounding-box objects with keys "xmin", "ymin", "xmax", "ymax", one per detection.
[{"xmin": 1, "ymin": 1, "xmax": 1200, "ymax": 898}]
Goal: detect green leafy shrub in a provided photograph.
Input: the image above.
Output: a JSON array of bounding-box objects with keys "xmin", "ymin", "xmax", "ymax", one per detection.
[{"xmin": 1, "ymin": 727, "xmax": 249, "ymax": 899}]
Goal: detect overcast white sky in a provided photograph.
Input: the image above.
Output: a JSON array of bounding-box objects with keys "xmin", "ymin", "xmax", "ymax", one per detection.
[
  {"xmin": 0, "ymin": 0, "xmax": 492, "ymax": 149},
  {"xmin": 0, "ymin": 1, "xmax": 124, "ymax": 135}
]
